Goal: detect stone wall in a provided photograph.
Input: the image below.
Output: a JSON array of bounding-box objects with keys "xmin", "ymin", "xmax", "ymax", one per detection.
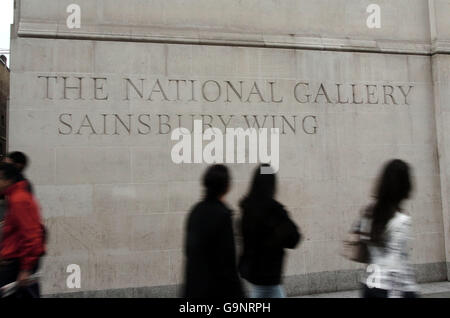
[
  {"xmin": 8, "ymin": 0, "xmax": 450, "ymax": 296},
  {"xmin": 0, "ymin": 59, "xmax": 9, "ymax": 153}
]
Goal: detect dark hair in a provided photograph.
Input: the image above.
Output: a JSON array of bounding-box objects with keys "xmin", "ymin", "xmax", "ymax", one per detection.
[
  {"xmin": 239, "ymin": 164, "xmax": 276, "ymax": 209},
  {"xmin": 6, "ymin": 151, "xmax": 28, "ymax": 171},
  {"xmin": 202, "ymin": 164, "xmax": 230, "ymax": 199},
  {"xmin": 369, "ymin": 159, "xmax": 412, "ymax": 246},
  {"xmin": 245, "ymin": 164, "xmax": 276, "ymax": 200},
  {"xmin": 0, "ymin": 162, "xmax": 21, "ymax": 183}
]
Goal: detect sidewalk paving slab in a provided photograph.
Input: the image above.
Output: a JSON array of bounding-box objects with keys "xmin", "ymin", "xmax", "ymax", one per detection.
[{"xmin": 294, "ymin": 281, "xmax": 450, "ymax": 298}]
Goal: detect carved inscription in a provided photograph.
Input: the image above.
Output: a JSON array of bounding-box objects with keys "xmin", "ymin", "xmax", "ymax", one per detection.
[{"xmin": 36, "ymin": 75, "xmax": 415, "ymax": 136}]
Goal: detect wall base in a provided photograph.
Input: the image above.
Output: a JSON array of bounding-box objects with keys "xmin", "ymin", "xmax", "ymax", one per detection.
[{"xmin": 44, "ymin": 262, "xmax": 448, "ymax": 298}]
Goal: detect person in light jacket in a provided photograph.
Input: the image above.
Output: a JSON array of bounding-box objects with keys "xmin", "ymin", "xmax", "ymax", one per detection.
[{"xmin": 360, "ymin": 159, "xmax": 418, "ymax": 298}]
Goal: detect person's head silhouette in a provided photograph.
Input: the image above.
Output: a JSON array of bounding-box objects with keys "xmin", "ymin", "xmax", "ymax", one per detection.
[
  {"xmin": 370, "ymin": 159, "xmax": 413, "ymax": 245},
  {"xmin": 3, "ymin": 152, "xmax": 29, "ymax": 173},
  {"xmin": 248, "ymin": 163, "xmax": 276, "ymax": 199},
  {"xmin": 202, "ymin": 164, "xmax": 230, "ymax": 201}
]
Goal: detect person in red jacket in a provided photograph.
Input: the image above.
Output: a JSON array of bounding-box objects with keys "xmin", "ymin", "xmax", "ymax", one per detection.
[{"xmin": 0, "ymin": 163, "xmax": 45, "ymax": 297}]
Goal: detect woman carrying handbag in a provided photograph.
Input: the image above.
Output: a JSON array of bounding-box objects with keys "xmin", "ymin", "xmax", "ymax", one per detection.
[{"xmin": 344, "ymin": 159, "xmax": 418, "ymax": 298}]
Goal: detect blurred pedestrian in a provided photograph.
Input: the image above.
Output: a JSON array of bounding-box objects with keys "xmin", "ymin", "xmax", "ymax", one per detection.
[
  {"xmin": 238, "ymin": 164, "xmax": 301, "ymax": 298},
  {"xmin": 3, "ymin": 151, "xmax": 34, "ymax": 194},
  {"xmin": 183, "ymin": 164, "xmax": 244, "ymax": 298},
  {"xmin": 359, "ymin": 159, "xmax": 418, "ymax": 298},
  {"xmin": 0, "ymin": 163, "xmax": 46, "ymax": 298},
  {"xmin": 0, "ymin": 152, "xmax": 35, "ymax": 256}
]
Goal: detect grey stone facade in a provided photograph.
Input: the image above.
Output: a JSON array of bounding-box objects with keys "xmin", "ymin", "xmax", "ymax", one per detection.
[{"xmin": 7, "ymin": 0, "xmax": 450, "ymax": 296}]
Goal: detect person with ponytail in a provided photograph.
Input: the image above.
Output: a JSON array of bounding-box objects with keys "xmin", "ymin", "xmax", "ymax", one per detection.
[{"xmin": 360, "ymin": 159, "xmax": 418, "ymax": 298}]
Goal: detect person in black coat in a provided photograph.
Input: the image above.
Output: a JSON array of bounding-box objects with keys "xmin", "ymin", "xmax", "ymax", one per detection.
[
  {"xmin": 238, "ymin": 164, "xmax": 301, "ymax": 298},
  {"xmin": 183, "ymin": 164, "xmax": 244, "ymax": 298}
]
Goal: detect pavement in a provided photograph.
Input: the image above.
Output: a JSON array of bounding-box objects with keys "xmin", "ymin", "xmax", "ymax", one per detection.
[{"xmin": 294, "ymin": 281, "xmax": 450, "ymax": 298}]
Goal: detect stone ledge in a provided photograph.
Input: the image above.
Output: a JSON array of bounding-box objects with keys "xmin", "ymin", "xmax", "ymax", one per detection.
[
  {"xmin": 433, "ymin": 40, "xmax": 450, "ymax": 54},
  {"xmin": 16, "ymin": 21, "xmax": 434, "ymax": 56}
]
